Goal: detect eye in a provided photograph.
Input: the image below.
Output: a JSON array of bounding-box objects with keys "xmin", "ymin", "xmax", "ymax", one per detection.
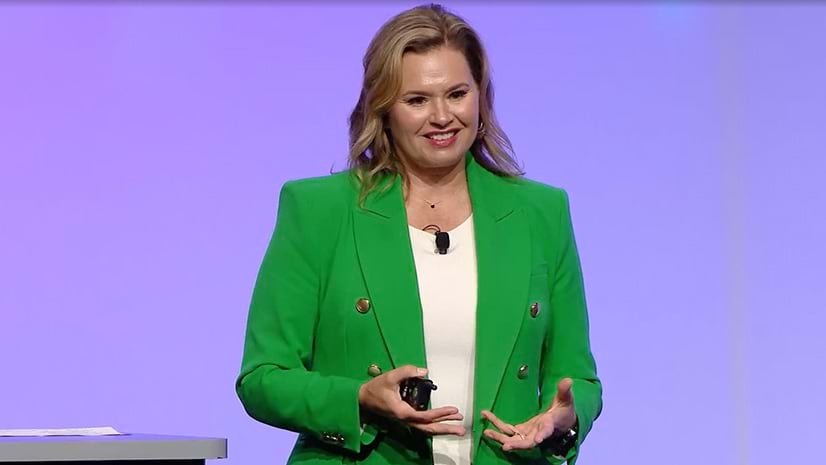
[
  {"xmin": 406, "ymin": 96, "xmax": 426, "ymax": 106},
  {"xmin": 449, "ymin": 90, "xmax": 468, "ymax": 100}
]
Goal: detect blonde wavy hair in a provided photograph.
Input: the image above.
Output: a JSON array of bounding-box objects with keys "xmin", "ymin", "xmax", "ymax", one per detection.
[{"xmin": 347, "ymin": 3, "xmax": 522, "ymax": 202}]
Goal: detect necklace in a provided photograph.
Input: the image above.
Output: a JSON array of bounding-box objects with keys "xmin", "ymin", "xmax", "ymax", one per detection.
[{"xmin": 421, "ymin": 198, "xmax": 444, "ymax": 209}]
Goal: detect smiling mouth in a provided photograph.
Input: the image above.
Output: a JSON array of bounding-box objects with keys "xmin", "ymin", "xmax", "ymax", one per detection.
[{"xmin": 424, "ymin": 130, "xmax": 459, "ymax": 140}]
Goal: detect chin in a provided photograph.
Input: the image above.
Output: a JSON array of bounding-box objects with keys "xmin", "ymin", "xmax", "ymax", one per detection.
[
  {"xmin": 420, "ymin": 142, "xmax": 471, "ymax": 166},
  {"xmin": 419, "ymin": 150, "xmax": 466, "ymax": 170}
]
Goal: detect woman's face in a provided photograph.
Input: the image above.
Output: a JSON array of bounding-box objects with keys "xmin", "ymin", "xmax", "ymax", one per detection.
[{"xmin": 386, "ymin": 46, "xmax": 480, "ymax": 174}]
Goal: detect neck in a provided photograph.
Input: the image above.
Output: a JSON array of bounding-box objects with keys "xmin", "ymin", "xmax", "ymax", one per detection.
[{"xmin": 402, "ymin": 157, "xmax": 468, "ymax": 202}]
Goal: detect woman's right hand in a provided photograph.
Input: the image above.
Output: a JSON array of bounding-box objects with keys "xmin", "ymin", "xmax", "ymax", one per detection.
[{"xmin": 357, "ymin": 365, "xmax": 466, "ymax": 436}]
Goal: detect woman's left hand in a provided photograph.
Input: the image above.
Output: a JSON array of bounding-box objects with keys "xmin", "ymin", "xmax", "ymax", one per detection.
[{"xmin": 481, "ymin": 378, "xmax": 576, "ymax": 452}]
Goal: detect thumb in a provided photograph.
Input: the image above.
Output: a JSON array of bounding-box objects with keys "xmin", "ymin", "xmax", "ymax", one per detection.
[
  {"xmin": 388, "ymin": 365, "xmax": 427, "ymax": 384},
  {"xmin": 554, "ymin": 378, "xmax": 574, "ymax": 407}
]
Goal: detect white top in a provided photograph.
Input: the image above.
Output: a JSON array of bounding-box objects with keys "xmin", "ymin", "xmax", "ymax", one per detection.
[{"xmin": 408, "ymin": 215, "xmax": 477, "ymax": 465}]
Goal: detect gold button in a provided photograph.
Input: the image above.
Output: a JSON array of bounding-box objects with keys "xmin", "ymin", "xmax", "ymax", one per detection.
[
  {"xmin": 367, "ymin": 364, "xmax": 382, "ymax": 377},
  {"xmin": 530, "ymin": 302, "xmax": 540, "ymax": 318},
  {"xmin": 355, "ymin": 298, "xmax": 371, "ymax": 314},
  {"xmin": 517, "ymin": 364, "xmax": 529, "ymax": 379}
]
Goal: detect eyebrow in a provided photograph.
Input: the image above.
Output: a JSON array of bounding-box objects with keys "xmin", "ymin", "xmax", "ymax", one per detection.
[{"xmin": 401, "ymin": 82, "xmax": 471, "ymax": 97}]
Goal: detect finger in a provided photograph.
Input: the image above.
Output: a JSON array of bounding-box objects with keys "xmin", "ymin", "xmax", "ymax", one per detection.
[
  {"xmin": 482, "ymin": 428, "xmax": 512, "ymax": 445},
  {"xmin": 555, "ymin": 378, "xmax": 574, "ymax": 406},
  {"xmin": 484, "ymin": 422, "xmax": 542, "ymax": 451},
  {"xmin": 405, "ymin": 406, "xmax": 459, "ymax": 423},
  {"xmin": 387, "ymin": 365, "xmax": 427, "ymax": 384},
  {"xmin": 500, "ymin": 422, "xmax": 542, "ymax": 451},
  {"xmin": 430, "ymin": 412, "xmax": 464, "ymax": 423},
  {"xmin": 503, "ymin": 422, "xmax": 539, "ymax": 450},
  {"xmin": 480, "ymin": 410, "xmax": 513, "ymax": 434},
  {"xmin": 502, "ymin": 432, "xmax": 539, "ymax": 452},
  {"xmin": 410, "ymin": 422, "xmax": 466, "ymax": 436}
]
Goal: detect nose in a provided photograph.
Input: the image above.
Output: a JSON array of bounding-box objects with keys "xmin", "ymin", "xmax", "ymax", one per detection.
[{"xmin": 429, "ymin": 99, "xmax": 452, "ymax": 126}]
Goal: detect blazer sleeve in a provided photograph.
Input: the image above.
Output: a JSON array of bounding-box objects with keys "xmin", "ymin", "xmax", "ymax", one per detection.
[
  {"xmin": 235, "ymin": 181, "xmax": 369, "ymax": 453},
  {"xmin": 538, "ymin": 188, "xmax": 603, "ymax": 465}
]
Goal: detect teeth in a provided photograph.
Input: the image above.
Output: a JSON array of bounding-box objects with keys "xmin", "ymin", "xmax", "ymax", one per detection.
[{"xmin": 427, "ymin": 131, "xmax": 457, "ymax": 140}]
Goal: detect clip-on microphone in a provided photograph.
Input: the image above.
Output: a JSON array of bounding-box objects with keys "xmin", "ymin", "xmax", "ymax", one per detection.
[
  {"xmin": 434, "ymin": 231, "xmax": 450, "ymax": 254},
  {"xmin": 423, "ymin": 224, "xmax": 450, "ymax": 254}
]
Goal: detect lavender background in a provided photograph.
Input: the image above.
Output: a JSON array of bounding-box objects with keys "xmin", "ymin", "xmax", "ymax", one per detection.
[{"xmin": 1, "ymin": 2, "xmax": 824, "ymax": 464}]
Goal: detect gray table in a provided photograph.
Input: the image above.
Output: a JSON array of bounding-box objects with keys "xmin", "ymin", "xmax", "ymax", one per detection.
[{"xmin": 0, "ymin": 434, "xmax": 226, "ymax": 464}]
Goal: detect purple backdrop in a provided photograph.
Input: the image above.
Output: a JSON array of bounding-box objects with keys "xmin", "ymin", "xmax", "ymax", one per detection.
[{"xmin": 1, "ymin": 3, "xmax": 824, "ymax": 464}]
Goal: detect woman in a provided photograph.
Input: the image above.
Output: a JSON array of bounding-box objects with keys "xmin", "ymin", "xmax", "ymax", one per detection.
[{"xmin": 236, "ymin": 4, "xmax": 602, "ymax": 465}]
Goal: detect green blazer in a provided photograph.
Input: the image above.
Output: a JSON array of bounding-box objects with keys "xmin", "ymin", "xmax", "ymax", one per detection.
[{"xmin": 236, "ymin": 153, "xmax": 602, "ymax": 465}]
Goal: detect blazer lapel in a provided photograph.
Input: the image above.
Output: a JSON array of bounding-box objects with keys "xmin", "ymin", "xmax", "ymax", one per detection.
[
  {"xmin": 467, "ymin": 156, "xmax": 531, "ymax": 458},
  {"xmin": 352, "ymin": 174, "xmax": 427, "ymax": 370}
]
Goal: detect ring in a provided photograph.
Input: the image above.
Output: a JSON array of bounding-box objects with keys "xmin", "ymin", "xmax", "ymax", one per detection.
[{"xmin": 511, "ymin": 428, "xmax": 526, "ymax": 440}]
